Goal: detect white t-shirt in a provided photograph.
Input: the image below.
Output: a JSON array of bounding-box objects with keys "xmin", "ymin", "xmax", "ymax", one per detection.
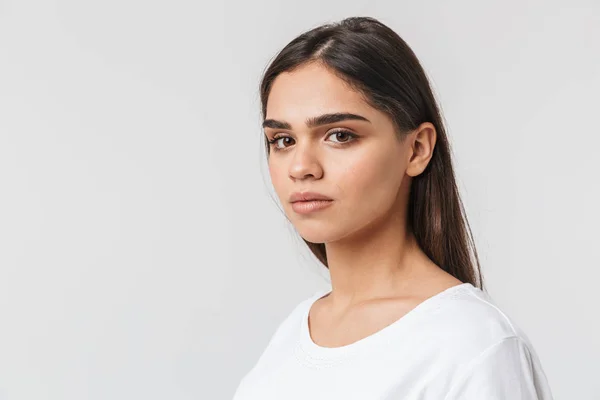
[{"xmin": 232, "ymin": 282, "xmax": 554, "ymax": 400}]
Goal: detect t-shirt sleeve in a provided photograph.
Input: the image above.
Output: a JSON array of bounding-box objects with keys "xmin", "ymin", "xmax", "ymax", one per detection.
[{"xmin": 443, "ymin": 336, "xmax": 554, "ymax": 400}]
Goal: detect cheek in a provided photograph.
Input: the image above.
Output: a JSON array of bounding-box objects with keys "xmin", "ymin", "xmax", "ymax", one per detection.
[{"xmin": 335, "ymin": 151, "xmax": 404, "ymax": 212}]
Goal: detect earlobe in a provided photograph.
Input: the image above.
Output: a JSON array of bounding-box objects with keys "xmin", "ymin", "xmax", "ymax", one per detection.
[{"xmin": 406, "ymin": 160, "xmax": 427, "ymax": 178}]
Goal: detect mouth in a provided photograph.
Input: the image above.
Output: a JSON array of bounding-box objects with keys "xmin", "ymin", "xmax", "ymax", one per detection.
[
  {"xmin": 289, "ymin": 191, "xmax": 333, "ymax": 203},
  {"xmin": 290, "ymin": 199, "xmax": 334, "ymax": 214}
]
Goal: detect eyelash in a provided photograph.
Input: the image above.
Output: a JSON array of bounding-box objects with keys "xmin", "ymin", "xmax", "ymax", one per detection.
[{"xmin": 267, "ymin": 130, "xmax": 358, "ymax": 152}]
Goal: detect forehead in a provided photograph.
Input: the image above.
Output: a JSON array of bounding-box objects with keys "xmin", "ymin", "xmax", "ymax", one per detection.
[{"xmin": 266, "ymin": 62, "xmax": 371, "ymax": 120}]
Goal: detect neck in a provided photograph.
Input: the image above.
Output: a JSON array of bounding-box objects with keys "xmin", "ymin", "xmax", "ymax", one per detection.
[{"xmin": 323, "ymin": 208, "xmax": 438, "ymax": 306}]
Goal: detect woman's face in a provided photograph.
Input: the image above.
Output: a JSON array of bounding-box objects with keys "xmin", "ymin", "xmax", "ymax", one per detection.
[{"xmin": 264, "ymin": 62, "xmax": 413, "ymax": 244}]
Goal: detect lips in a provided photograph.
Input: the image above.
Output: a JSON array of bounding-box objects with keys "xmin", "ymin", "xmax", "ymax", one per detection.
[
  {"xmin": 289, "ymin": 191, "xmax": 333, "ymax": 203},
  {"xmin": 291, "ymin": 199, "xmax": 333, "ymax": 214}
]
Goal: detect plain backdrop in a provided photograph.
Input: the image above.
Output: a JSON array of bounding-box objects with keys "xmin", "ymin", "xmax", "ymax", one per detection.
[{"xmin": 1, "ymin": 0, "xmax": 599, "ymax": 399}]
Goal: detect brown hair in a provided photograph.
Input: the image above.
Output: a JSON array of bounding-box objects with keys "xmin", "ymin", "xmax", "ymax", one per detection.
[{"xmin": 259, "ymin": 16, "xmax": 484, "ymax": 290}]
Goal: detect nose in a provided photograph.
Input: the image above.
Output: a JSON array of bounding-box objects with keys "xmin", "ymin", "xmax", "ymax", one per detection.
[{"xmin": 288, "ymin": 141, "xmax": 324, "ymax": 181}]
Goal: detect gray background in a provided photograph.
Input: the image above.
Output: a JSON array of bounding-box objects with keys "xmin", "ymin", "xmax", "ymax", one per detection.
[{"xmin": 1, "ymin": 0, "xmax": 599, "ymax": 399}]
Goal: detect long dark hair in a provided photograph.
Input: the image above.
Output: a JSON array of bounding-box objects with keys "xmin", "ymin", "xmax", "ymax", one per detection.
[{"xmin": 259, "ymin": 16, "xmax": 484, "ymax": 290}]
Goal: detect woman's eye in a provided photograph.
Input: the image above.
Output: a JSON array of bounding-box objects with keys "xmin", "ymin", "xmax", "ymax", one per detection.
[
  {"xmin": 327, "ymin": 130, "xmax": 356, "ymax": 143},
  {"xmin": 270, "ymin": 136, "xmax": 294, "ymax": 149},
  {"xmin": 267, "ymin": 130, "xmax": 357, "ymax": 151}
]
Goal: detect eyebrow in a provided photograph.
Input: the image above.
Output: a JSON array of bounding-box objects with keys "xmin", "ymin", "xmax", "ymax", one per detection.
[{"xmin": 262, "ymin": 112, "xmax": 371, "ymax": 130}]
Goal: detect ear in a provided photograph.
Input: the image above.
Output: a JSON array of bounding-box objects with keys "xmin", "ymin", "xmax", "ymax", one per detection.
[{"xmin": 405, "ymin": 122, "xmax": 437, "ymax": 177}]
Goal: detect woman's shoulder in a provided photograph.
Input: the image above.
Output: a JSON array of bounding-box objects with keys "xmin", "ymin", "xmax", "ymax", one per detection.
[
  {"xmin": 425, "ymin": 283, "xmax": 539, "ymax": 358},
  {"xmin": 428, "ymin": 284, "xmax": 553, "ymax": 399}
]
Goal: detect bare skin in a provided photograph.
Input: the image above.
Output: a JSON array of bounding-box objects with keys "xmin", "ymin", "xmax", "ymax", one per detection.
[{"xmin": 264, "ymin": 61, "xmax": 463, "ymax": 348}]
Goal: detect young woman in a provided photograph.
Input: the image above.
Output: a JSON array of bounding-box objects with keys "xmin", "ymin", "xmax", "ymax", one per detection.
[{"xmin": 232, "ymin": 16, "xmax": 554, "ymax": 400}]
